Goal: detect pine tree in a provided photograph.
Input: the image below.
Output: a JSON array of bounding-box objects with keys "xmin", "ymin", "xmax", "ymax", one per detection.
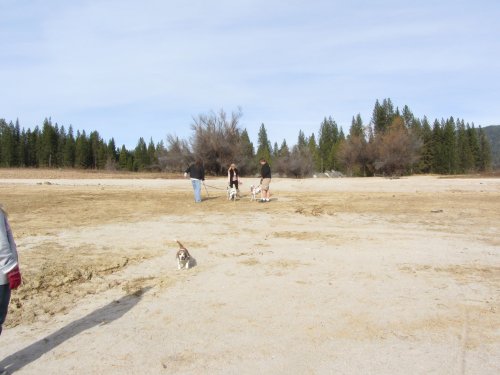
[
  {"xmin": 477, "ymin": 126, "xmax": 492, "ymax": 171},
  {"xmin": 75, "ymin": 130, "xmax": 91, "ymax": 168},
  {"xmin": 456, "ymin": 119, "xmax": 473, "ymax": 173},
  {"xmin": 297, "ymin": 130, "xmax": 307, "ymax": 149},
  {"xmin": 442, "ymin": 117, "xmax": 457, "ymax": 174},
  {"xmin": 256, "ymin": 123, "xmax": 271, "ymax": 163},
  {"xmin": 63, "ymin": 126, "xmax": 76, "ymax": 167},
  {"xmin": 372, "ymin": 98, "xmax": 395, "ymax": 135},
  {"xmin": 107, "ymin": 138, "xmax": 118, "ymax": 162},
  {"xmin": 39, "ymin": 118, "xmax": 56, "ymax": 167},
  {"xmin": 133, "ymin": 137, "xmax": 148, "ymax": 171},
  {"xmin": 467, "ymin": 124, "xmax": 480, "ymax": 171},
  {"xmin": 279, "ymin": 139, "xmax": 290, "ymax": 157},
  {"xmin": 350, "ymin": 114, "xmax": 364, "ymax": 138},
  {"xmin": 418, "ymin": 117, "xmax": 433, "ymax": 173},
  {"xmin": 431, "ymin": 120, "xmax": 444, "ymax": 174},
  {"xmin": 238, "ymin": 129, "xmax": 255, "ymax": 175},
  {"xmin": 12, "ymin": 119, "xmax": 21, "ymax": 166},
  {"xmin": 147, "ymin": 138, "xmax": 157, "ymax": 168},
  {"xmin": 0, "ymin": 120, "xmax": 14, "ymax": 167},
  {"xmin": 307, "ymin": 133, "xmax": 321, "ymax": 171},
  {"xmin": 318, "ymin": 117, "xmax": 338, "ymax": 172},
  {"xmin": 118, "ymin": 145, "xmax": 129, "ymax": 170}
]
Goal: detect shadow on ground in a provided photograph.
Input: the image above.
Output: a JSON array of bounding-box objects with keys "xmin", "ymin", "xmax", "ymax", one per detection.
[{"xmin": 0, "ymin": 287, "xmax": 151, "ymax": 373}]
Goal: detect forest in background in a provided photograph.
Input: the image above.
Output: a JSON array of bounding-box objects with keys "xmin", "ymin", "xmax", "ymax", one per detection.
[{"xmin": 0, "ymin": 98, "xmax": 494, "ymax": 177}]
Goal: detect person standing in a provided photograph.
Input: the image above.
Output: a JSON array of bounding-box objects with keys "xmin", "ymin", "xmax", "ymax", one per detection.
[
  {"xmin": 0, "ymin": 205, "xmax": 22, "ymax": 337},
  {"xmin": 259, "ymin": 158, "xmax": 271, "ymax": 202},
  {"xmin": 227, "ymin": 163, "xmax": 240, "ymax": 191},
  {"xmin": 184, "ymin": 159, "xmax": 205, "ymax": 203}
]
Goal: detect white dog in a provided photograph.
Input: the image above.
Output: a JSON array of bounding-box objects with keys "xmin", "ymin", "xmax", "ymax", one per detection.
[
  {"xmin": 227, "ymin": 186, "xmax": 237, "ymax": 201},
  {"xmin": 175, "ymin": 240, "xmax": 195, "ymax": 270},
  {"xmin": 250, "ymin": 184, "xmax": 261, "ymax": 201}
]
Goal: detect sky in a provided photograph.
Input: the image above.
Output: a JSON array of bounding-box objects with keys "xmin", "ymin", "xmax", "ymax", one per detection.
[{"xmin": 1, "ymin": 0, "xmax": 499, "ymax": 149}]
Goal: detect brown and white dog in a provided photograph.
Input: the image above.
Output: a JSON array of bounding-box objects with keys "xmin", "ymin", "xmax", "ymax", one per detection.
[{"xmin": 175, "ymin": 240, "xmax": 195, "ymax": 270}]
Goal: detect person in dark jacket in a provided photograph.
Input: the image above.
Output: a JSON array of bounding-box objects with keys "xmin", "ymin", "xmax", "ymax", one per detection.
[
  {"xmin": 227, "ymin": 163, "xmax": 240, "ymax": 190},
  {"xmin": 259, "ymin": 158, "xmax": 271, "ymax": 202},
  {"xmin": 184, "ymin": 159, "xmax": 205, "ymax": 203}
]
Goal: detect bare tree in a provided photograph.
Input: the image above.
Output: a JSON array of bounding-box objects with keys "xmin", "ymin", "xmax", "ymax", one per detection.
[
  {"xmin": 159, "ymin": 134, "xmax": 192, "ymax": 172},
  {"xmin": 338, "ymin": 136, "xmax": 363, "ymax": 176},
  {"xmin": 286, "ymin": 145, "xmax": 314, "ymax": 178},
  {"xmin": 372, "ymin": 117, "xmax": 421, "ymax": 175},
  {"xmin": 190, "ymin": 108, "xmax": 244, "ymax": 175}
]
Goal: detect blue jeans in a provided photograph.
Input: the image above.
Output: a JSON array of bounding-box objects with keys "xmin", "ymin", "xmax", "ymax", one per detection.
[
  {"xmin": 191, "ymin": 179, "xmax": 202, "ymax": 202},
  {"xmin": 0, "ymin": 284, "xmax": 11, "ymax": 335}
]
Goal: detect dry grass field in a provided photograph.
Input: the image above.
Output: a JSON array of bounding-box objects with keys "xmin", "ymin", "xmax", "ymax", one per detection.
[{"xmin": 0, "ymin": 169, "xmax": 498, "ymax": 374}]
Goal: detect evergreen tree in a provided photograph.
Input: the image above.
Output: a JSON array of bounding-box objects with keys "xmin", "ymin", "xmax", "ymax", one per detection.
[
  {"xmin": 467, "ymin": 124, "xmax": 480, "ymax": 171},
  {"xmin": 0, "ymin": 120, "xmax": 14, "ymax": 167},
  {"xmin": 118, "ymin": 145, "xmax": 129, "ymax": 170},
  {"xmin": 401, "ymin": 105, "xmax": 414, "ymax": 128},
  {"xmin": 57, "ymin": 125, "xmax": 67, "ymax": 167},
  {"xmin": 133, "ymin": 137, "xmax": 148, "ymax": 171},
  {"xmin": 350, "ymin": 114, "xmax": 364, "ymax": 138},
  {"xmin": 256, "ymin": 123, "xmax": 271, "ymax": 163},
  {"xmin": 147, "ymin": 138, "xmax": 157, "ymax": 167},
  {"xmin": 442, "ymin": 117, "xmax": 457, "ymax": 174},
  {"xmin": 477, "ymin": 126, "xmax": 492, "ymax": 171},
  {"xmin": 418, "ymin": 117, "xmax": 433, "ymax": 173},
  {"xmin": 431, "ymin": 120, "xmax": 444, "ymax": 173},
  {"xmin": 372, "ymin": 98, "xmax": 395, "ymax": 135},
  {"xmin": 307, "ymin": 133, "xmax": 320, "ymax": 171},
  {"xmin": 26, "ymin": 126, "xmax": 41, "ymax": 167},
  {"xmin": 456, "ymin": 119, "xmax": 474, "ymax": 173},
  {"xmin": 279, "ymin": 139, "xmax": 290, "ymax": 157},
  {"xmin": 272, "ymin": 142, "xmax": 279, "ymax": 159},
  {"xmin": 63, "ymin": 126, "xmax": 76, "ymax": 167},
  {"xmin": 107, "ymin": 138, "xmax": 118, "ymax": 162},
  {"xmin": 238, "ymin": 129, "xmax": 255, "ymax": 175},
  {"xmin": 39, "ymin": 118, "xmax": 59, "ymax": 167},
  {"xmin": 318, "ymin": 117, "xmax": 339, "ymax": 172},
  {"xmin": 18, "ymin": 128, "xmax": 27, "ymax": 167},
  {"xmin": 12, "ymin": 119, "xmax": 21, "ymax": 166},
  {"xmin": 75, "ymin": 130, "xmax": 91, "ymax": 168},
  {"xmin": 297, "ymin": 130, "xmax": 307, "ymax": 149}
]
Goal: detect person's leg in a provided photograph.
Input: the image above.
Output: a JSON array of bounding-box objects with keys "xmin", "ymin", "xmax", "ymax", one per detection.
[
  {"xmin": 261, "ymin": 179, "xmax": 271, "ymax": 201},
  {"xmin": 234, "ymin": 181, "xmax": 240, "ymax": 197},
  {"xmin": 194, "ymin": 179, "xmax": 202, "ymax": 202},
  {"xmin": 191, "ymin": 179, "xmax": 200, "ymax": 202},
  {"xmin": 0, "ymin": 284, "xmax": 12, "ymax": 336}
]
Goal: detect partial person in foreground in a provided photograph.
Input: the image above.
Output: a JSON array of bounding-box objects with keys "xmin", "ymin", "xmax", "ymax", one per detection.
[
  {"xmin": 259, "ymin": 158, "xmax": 271, "ymax": 202},
  {"xmin": 0, "ymin": 204, "xmax": 22, "ymax": 337},
  {"xmin": 184, "ymin": 159, "xmax": 205, "ymax": 203}
]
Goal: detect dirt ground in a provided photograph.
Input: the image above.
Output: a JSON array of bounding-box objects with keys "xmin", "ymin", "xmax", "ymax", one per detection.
[{"xmin": 0, "ymin": 170, "xmax": 498, "ymax": 374}]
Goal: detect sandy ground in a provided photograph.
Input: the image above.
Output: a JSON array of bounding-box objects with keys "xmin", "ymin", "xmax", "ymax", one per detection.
[{"xmin": 0, "ymin": 171, "xmax": 498, "ymax": 374}]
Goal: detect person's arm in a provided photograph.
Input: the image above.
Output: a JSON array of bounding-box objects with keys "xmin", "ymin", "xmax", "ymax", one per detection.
[{"xmin": 0, "ymin": 213, "xmax": 21, "ymax": 289}]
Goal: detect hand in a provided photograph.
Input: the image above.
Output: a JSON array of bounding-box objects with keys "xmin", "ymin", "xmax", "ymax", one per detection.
[
  {"xmin": 7, "ymin": 266, "xmax": 22, "ymax": 290},
  {"xmin": 183, "ymin": 172, "xmax": 188, "ymax": 178}
]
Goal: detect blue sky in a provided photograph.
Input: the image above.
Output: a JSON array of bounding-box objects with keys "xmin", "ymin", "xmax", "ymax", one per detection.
[{"xmin": 1, "ymin": 0, "xmax": 499, "ymax": 149}]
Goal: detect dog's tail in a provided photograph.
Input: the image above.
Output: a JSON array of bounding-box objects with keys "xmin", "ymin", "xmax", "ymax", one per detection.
[{"xmin": 175, "ymin": 239, "xmax": 186, "ymax": 249}]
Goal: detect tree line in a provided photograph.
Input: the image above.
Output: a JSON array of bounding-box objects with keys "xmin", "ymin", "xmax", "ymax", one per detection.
[{"xmin": 0, "ymin": 98, "xmax": 492, "ymax": 176}]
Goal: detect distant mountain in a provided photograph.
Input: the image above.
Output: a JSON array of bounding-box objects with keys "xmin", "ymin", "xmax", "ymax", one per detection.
[{"xmin": 483, "ymin": 125, "xmax": 500, "ymax": 169}]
